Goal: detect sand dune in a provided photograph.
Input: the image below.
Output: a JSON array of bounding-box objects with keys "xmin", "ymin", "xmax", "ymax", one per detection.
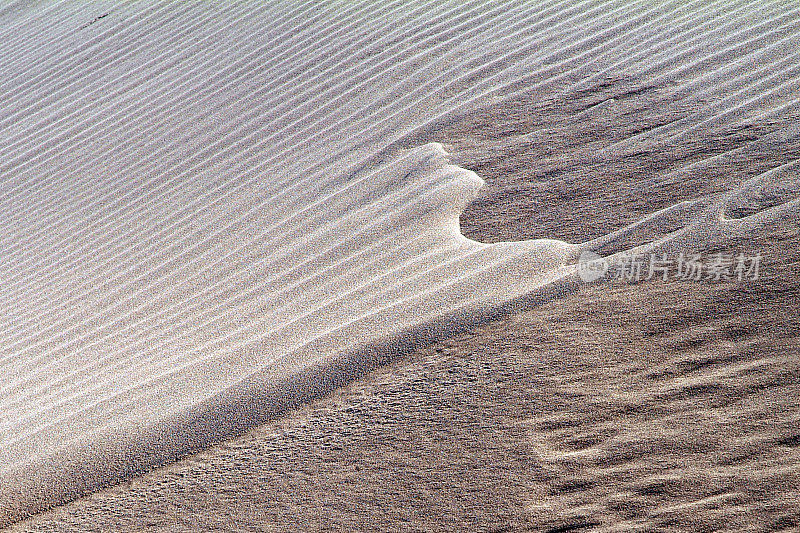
[
  {"xmin": 11, "ymin": 75, "xmax": 800, "ymax": 532},
  {"xmin": 1, "ymin": 0, "xmax": 799, "ymax": 526}
]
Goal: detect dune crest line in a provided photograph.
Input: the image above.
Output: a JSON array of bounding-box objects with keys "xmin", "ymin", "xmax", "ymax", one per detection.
[{"xmin": 1, "ymin": 0, "xmax": 799, "ymax": 525}]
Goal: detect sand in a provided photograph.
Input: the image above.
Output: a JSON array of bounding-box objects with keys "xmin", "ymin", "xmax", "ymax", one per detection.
[
  {"xmin": 2, "ymin": 0, "xmax": 799, "ymax": 529},
  {"xmin": 12, "ymin": 77, "xmax": 800, "ymax": 531}
]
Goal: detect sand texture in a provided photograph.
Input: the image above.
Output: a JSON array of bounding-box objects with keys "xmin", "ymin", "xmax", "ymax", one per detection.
[
  {"xmin": 14, "ymin": 81, "xmax": 800, "ymax": 530},
  {"xmin": 1, "ymin": 0, "xmax": 799, "ymax": 528}
]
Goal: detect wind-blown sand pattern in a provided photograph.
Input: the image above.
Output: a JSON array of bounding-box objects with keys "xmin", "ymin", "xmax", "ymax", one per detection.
[{"xmin": 1, "ymin": 0, "xmax": 799, "ymax": 526}]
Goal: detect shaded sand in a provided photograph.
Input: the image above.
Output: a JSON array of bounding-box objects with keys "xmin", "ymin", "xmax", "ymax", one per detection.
[{"xmin": 12, "ymin": 79, "xmax": 800, "ymax": 531}]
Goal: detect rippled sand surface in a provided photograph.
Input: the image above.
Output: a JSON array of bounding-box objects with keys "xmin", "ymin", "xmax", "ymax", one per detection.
[{"xmin": 1, "ymin": 1, "xmax": 799, "ymax": 527}]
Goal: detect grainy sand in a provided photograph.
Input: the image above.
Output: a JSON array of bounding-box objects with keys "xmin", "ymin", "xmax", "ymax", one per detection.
[{"xmin": 13, "ymin": 80, "xmax": 799, "ymax": 532}]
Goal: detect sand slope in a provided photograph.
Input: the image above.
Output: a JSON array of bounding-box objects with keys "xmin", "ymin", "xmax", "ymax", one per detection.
[
  {"xmin": 13, "ymin": 79, "xmax": 800, "ymax": 532},
  {"xmin": 1, "ymin": 0, "xmax": 799, "ymax": 525}
]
